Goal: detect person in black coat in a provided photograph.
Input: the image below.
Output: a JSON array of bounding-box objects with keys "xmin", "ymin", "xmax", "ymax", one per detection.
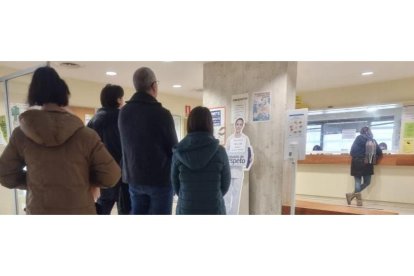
[
  {"xmin": 171, "ymin": 106, "xmax": 231, "ymax": 214},
  {"xmin": 346, "ymin": 126, "xmax": 383, "ymax": 207},
  {"xmin": 87, "ymin": 84, "xmax": 131, "ymax": 215},
  {"xmin": 118, "ymin": 67, "xmax": 178, "ymax": 215}
]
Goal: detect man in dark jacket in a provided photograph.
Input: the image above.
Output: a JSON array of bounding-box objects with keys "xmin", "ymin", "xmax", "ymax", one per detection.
[
  {"xmin": 118, "ymin": 67, "xmax": 178, "ymax": 214},
  {"xmin": 87, "ymin": 84, "xmax": 131, "ymax": 215}
]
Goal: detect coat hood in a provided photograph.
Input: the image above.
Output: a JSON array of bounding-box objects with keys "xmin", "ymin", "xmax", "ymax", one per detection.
[
  {"xmin": 89, "ymin": 108, "xmax": 119, "ymax": 130},
  {"xmin": 19, "ymin": 109, "xmax": 84, "ymax": 147},
  {"xmin": 173, "ymin": 132, "xmax": 219, "ymax": 170}
]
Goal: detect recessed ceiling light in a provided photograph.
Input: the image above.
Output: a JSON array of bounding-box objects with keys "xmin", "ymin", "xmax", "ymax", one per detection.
[
  {"xmin": 59, "ymin": 62, "xmax": 81, "ymax": 69},
  {"xmin": 106, "ymin": 71, "xmax": 117, "ymax": 76},
  {"xmin": 361, "ymin": 71, "xmax": 374, "ymax": 76},
  {"xmin": 172, "ymin": 84, "xmax": 182, "ymax": 88}
]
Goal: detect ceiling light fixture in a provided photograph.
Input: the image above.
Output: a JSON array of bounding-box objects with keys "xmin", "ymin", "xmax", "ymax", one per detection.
[
  {"xmin": 172, "ymin": 84, "xmax": 182, "ymax": 88},
  {"xmin": 361, "ymin": 71, "xmax": 374, "ymax": 76},
  {"xmin": 106, "ymin": 71, "xmax": 117, "ymax": 76},
  {"xmin": 59, "ymin": 62, "xmax": 81, "ymax": 69}
]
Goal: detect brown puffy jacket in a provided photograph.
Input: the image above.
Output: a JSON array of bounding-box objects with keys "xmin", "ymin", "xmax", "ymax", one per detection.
[{"xmin": 0, "ymin": 105, "xmax": 121, "ymax": 214}]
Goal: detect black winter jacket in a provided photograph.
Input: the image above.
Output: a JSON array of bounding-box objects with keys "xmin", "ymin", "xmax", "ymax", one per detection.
[
  {"xmin": 87, "ymin": 107, "xmax": 122, "ymax": 164},
  {"xmin": 171, "ymin": 132, "xmax": 231, "ymax": 215},
  {"xmin": 119, "ymin": 92, "xmax": 178, "ymax": 187},
  {"xmin": 350, "ymin": 134, "xmax": 383, "ymax": 176}
]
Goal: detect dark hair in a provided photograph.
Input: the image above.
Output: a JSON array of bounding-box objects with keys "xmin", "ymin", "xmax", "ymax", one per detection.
[
  {"xmin": 313, "ymin": 145, "xmax": 322, "ymax": 151},
  {"xmin": 28, "ymin": 67, "xmax": 70, "ymax": 107},
  {"xmin": 360, "ymin": 126, "xmax": 370, "ymax": 135},
  {"xmin": 187, "ymin": 106, "xmax": 214, "ymax": 135},
  {"xmin": 379, "ymin": 142, "xmax": 388, "ymax": 150},
  {"xmin": 100, "ymin": 84, "xmax": 124, "ymax": 108}
]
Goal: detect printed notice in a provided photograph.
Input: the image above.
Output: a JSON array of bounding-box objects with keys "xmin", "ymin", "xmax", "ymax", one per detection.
[
  {"xmin": 403, "ymin": 122, "xmax": 414, "ymax": 138},
  {"xmin": 403, "ymin": 139, "xmax": 414, "ymax": 153},
  {"xmin": 231, "ymin": 93, "xmax": 249, "ymax": 123}
]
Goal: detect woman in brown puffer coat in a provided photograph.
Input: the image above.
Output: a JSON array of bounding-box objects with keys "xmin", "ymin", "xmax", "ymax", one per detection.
[{"xmin": 0, "ymin": 67, "xmax": 121, "ymax": 214}]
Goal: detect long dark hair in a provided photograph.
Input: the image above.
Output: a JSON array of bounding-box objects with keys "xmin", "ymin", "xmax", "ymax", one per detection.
[{"xmin": 187, "ymin": 106, "xmax": 214, "ymax": 135}]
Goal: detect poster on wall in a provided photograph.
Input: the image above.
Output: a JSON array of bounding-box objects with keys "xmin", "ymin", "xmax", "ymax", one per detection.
[
  {"xmin": 0, "ymin": 115, "xmax": 7, "ymax": 145},
  {"xmin": 400, "ymin": 105, "xmax": 414, "ymax": 154},
  {"xmin": 209, "ymin": 107, "xmax": 226, "ymax": 145},
  {"xmin": 231, "ymin": 93, "xmax": 249, "ymax": 123},
  {"xmin": 9, "ymin": 103, "xmax": 29, "ymax": 131},
  {"xmin": 284, "ymin": 108, "xmax": 308, "ymax": 160},
  {"xmin": 252, "ymin": 91, "xmax": 271, "ymax": 122}
]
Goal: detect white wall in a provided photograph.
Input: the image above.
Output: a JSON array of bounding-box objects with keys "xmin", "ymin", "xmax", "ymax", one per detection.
[{"xmin": 297, "ymin": 164, "xmax": 414, "ymax": 204}]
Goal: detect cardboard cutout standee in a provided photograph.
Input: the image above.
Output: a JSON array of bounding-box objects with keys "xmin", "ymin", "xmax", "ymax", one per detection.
[{"xmin": 224, "ymin": 118, "xmax": 254, "ymax": 215}]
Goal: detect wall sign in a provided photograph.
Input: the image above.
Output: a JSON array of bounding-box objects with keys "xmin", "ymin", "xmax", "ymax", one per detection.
[{"xmin": 209, "ymin": 107, "xmax": 226, "ymax": 145}]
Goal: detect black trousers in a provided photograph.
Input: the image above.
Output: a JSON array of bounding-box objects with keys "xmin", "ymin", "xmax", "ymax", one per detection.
[{"xmin": 96, "ymin": 182, "xmax": 131, "ymax": 215}]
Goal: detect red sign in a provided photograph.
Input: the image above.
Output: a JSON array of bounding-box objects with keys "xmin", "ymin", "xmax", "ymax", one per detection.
[{"xmin": 185, "ymin": 105, "xmax": 191, "ymax": 117}]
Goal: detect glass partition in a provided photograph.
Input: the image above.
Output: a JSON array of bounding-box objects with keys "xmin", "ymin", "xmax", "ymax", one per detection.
[
  {"xmin": 0, "ymin": 63, "xmax": 46, "ymax": 214},
  {"xmin": 306, "ymin": 104, "xmax": 402, "ymax": 154},
  {"xmin": 0, "ymin": 82, "xmax": 16, "ymax": 214},
  {"xmin": 6, "ymin": 74, "xmax": 32, "ymax": 214}
]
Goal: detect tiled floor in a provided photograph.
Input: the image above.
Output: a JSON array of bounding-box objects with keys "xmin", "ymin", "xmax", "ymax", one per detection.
[{"xmin": 297, "ymin": 194, "xmax": 414, "ymax": 215}]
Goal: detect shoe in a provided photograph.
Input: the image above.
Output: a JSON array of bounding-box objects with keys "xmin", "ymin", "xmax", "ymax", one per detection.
[
  {"xmin": 355, "ymin": 193, "xmax": 363, "ymax": 207},
  {"xmin": 346, "ymin": 193, "xmax": 355, "ymax": 205}
]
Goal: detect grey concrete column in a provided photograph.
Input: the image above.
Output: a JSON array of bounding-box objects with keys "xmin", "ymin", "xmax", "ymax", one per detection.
[{"xmin": 203, "ymin": 62, "xmax": 297, "ymax": 214}]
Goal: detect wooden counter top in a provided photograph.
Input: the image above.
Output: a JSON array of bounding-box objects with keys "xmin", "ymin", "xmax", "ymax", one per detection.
[
  {"xmin": 298, "ymin": 154, "xmax": 414, "ymax": 166},
  {"xmin": 282, "ymin": 200, "xmax": 398, "ymax": 215}
]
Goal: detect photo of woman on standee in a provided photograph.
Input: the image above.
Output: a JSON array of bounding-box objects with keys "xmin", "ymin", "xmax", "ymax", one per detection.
[{"xmin": 224, "ymin": 117, "xmax": 254, "ymax": 215}]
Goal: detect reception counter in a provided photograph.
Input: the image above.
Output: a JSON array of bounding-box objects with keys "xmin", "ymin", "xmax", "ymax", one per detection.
[
  {"xmin": 297, "ymin": 154, "xmax": 414, "ymax": 205},
  {"xmin": 299, "ymin": 154, "xmax": 414, "ymax": 166}
]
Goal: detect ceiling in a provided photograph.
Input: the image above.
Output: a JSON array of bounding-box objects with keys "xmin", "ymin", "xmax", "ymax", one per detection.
[
  {"xmin": 1, "ymin": 61, "xmax": 414, "ymax": 98},
  {"xmin": 297, "ymin": 61, "xmax": 414, "ymax": 92}
]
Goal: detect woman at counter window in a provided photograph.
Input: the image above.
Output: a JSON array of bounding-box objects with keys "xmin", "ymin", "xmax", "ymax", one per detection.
[{"xmin": 346, "ymin": 126, "xmax": 383, "ymax": 207}]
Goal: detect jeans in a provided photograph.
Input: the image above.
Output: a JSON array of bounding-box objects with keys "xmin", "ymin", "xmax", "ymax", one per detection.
[
  {"xmin": 129, "ymin": 184, "xmax": 173, "ymax": 215},
  {"xmin": 354, "ymin": 175, "xmax": 372, "ymax": 193}
]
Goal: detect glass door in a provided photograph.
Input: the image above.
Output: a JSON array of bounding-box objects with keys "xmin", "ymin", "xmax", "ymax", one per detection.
[{"xmin": 0, "ymin": 62, "xmax": 48, "ymax": 214}]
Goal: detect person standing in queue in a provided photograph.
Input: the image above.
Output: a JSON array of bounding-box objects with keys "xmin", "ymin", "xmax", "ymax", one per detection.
[
  {"xmin": 87, "ymin": 84, "xmax": 131, "ymax": 215},
  {"xmin": 0, "ymin": 67, "xmax": 121, "ymax": 214},
  {"xmin": 118, "ymin": 67, "xmax": 178, "ymax": 215},
  {"xmin": 171, "ymin": 106, "xmax": 231, "ymax": 215}
]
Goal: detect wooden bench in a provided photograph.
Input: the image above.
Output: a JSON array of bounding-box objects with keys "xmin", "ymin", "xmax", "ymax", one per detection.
[{"xmin": 282, "ymin": 200, "xmax": 398, "ymax": 215}]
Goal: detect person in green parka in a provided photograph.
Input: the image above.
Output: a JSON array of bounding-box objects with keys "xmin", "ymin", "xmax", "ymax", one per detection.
[{"xmin": 171, "ymin": 106, "xmax": 231, "ymax": 215}]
